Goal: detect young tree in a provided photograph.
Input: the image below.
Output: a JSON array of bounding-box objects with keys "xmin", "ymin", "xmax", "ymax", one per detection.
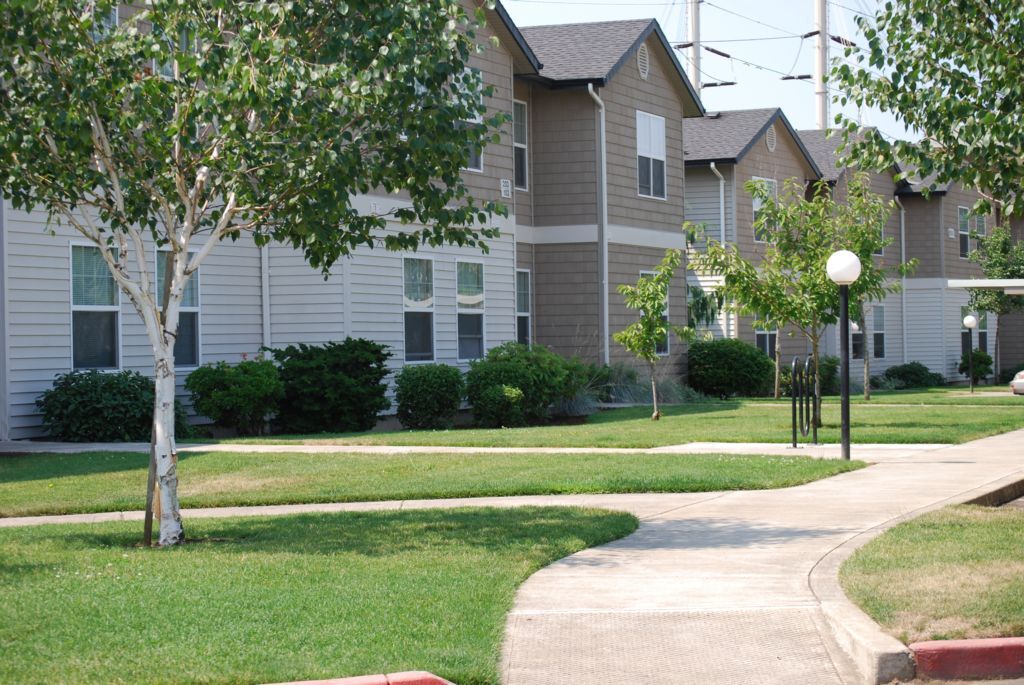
[
  {"xmin": 0, "ymin": 0, "xmax": 505, "ymax": 545},
  {"xmin": 614, "ymin": 249, "xmax": 693, "ymax": 420},
  {"xmin": 833, "ymin": 0, "xmax": 1024, "ymax": 218},
  {"xmin": 968, "ymin": 226, "xmax": 1024, "ymax": 374},
  {"xmin": 690, "ymin": 174, "xmax": 914, "ymax": 424}
]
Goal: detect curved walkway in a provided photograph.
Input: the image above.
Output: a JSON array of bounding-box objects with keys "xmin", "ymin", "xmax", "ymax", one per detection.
[{"xmin": 2, "ymin": 433, "xmax": 1022, "ymax": 684}]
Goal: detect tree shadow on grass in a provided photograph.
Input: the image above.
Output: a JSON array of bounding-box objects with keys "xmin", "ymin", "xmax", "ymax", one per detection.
[
  {"xmin": 44, "ymin": 507, "xmax": 640, "ymax": 559},
  {"xmin": 0, "ymin": 451, "xmax": 207, "ymax": 484}
]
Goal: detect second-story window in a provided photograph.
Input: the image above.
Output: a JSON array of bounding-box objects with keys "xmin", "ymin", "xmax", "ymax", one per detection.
[
  {"xmin": 513, "ymin": 101, "xmax": 528, "ymax": 190},
  {"xmin": 752, "ymin": 177, "xmax": 778, "ymax": 243},
  {"xmin": 459, "ymin": 68, "xmax": 484, "ymax": 172},
  {"xmin": 636, "ymin": 111, "xmax": 666, "ymax": 199},
  {"xmin": 457, "ymin": 262, "xmax": 485, "ymax": 360},
  {"xmin": 959, "ymin": 206, "xmax": 971, "ymax": 258}
]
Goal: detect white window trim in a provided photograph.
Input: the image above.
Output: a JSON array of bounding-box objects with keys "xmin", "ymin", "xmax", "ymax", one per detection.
[
  {"xmin": 516, "ymin": 268, "xmax": 532, "ymax": 345},
  {"xmin": 513, "ymin": 100, "xmax": 529, "ymax": 191},
  {"xmin": 636, "ymin": 110, "xmax": 667, "ymax": 201},
  {"xmin": 402, "ymin": 256, "xmax": 436, "ymax": 364},
  {"xmin": 872, "ymin": 305, "xmax": 886, "ymax": 360},
  {"xmin": 958, "ymin": 206, "xmax": 971, "ymax": 259},
  {"xmin": 640, "ymin": 270, "xmax": 670, "ymax": 357},
  {"xmin": 155, "ymin": 249, "xmax": 202, "ymax": 369},
  {"xmin": 752, "ymin": 177, "xmax": 778, "ymax": 244},
  {"xmin": 69, "ymin": 241, "xmax": 122, "ymax": 371},
  {"xmin": 456, "ymin": 260, "xmax": 486, "ymax": 362},
  {"xmin": 755, "ymin": 328, "xmax": 778, "ymax": 358}
]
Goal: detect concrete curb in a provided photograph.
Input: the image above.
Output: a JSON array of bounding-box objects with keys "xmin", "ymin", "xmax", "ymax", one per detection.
[
  {"xmin": 809, "ymin": 471, "xmax": 1024, "ymax": 684},
  {"xmin": 264, "ymin": 671, "xmax": 454, "ymax": 685},
  {"xmin": 911, "ymin": 637, "xmax": 1024, "ymax": 681}
]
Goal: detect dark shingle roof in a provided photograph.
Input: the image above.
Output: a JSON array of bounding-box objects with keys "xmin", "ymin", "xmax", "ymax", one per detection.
[
  {"xmin": 796, "ymin": 129, "xmax": 846, "ymax": 182},
  {"xmin": 519, "ymin": 18, "xmax": 703, "ymax": 114},
  {"xmin": 520, "ymin": 19, "xmax": 654, "ymax": 82},
  {"xmin": 683, "ymin": 108, "xmax": 821, "ymax": 176}
]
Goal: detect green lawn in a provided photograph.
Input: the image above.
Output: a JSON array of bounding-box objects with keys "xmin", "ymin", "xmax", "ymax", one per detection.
[
  {"xmin": 819, "ymin": 386, "xmax": 1021, "ymax": 406},
  {"xmin": 223, "ymin": 400, "xmax": 1024, "ymax": 448},
  {"xmin": 0, "ymin": 507, "xmax": 637, "ymax": 685},
  {"xmin": 0, "ymin": 450, "xmax": 864, "ymax": 517},
  {"xmin": 840, "ymin": 505, "xmax": 1024, "ymax": 644}
]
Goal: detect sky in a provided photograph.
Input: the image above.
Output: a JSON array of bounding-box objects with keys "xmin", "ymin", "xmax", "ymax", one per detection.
[{"xmin": 502, "ymin": 0, "xmax": 916, "ymax": 141}]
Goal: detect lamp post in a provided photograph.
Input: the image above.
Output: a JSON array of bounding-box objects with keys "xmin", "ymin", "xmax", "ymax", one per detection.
[
  {"xmin": 827, "ymin": 250, "xmax": 862, "ymax": 460},
  {"xmin": 963, "ymin": 314, "xmax": 978, "ymax": 393}
]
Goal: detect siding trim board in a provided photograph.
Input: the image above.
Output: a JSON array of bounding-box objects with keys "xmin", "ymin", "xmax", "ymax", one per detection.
[
  {"xmin": 1, "ymin": 199, "xmax": 8, "ymax": 440},
  {"xmin": 517, "ymin": 223, "xmax": 685, "ymax": 249}
]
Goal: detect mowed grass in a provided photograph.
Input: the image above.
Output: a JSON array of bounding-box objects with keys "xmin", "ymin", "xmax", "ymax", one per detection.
[
  {"xmin": 226, "ymin": 400, "xmax": 1024, "ymax": 448},
  {"xmin": 0, "ymin": 450, "xmax": 864, "ymax": 517},
  {"xmin": 840, "ymin": 505, "xmax": 1024, "ymax": 644},
  {"xmin": 0, "ymin": 507, "xmax": 637, "ymax": 685}
]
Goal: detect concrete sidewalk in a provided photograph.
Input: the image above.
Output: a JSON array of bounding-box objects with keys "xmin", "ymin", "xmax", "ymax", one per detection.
[
  {"xmin": 0, "ymin": 439, "xmax": 946, "ymax": 460},
  {"xmin": 1, "ymin": 433, "xmax": 1022, "ymax": 683}
]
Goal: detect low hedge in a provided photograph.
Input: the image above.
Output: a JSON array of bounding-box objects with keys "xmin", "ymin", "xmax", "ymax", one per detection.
[{"xmin": 394, "ymin": 364, "xmax": 465, "ymax": 430}]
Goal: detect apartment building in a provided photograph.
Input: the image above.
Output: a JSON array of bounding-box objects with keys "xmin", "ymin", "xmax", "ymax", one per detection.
[{"xmin": 0, "ymin": 3, "xmax": 703, "ymax": 439}]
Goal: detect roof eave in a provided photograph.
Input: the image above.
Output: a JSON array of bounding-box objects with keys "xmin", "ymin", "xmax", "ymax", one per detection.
[
  {"xmin": 489, "ymin": 2, "xmax": 543, "ymax": 75},
  {"xmin": 733, "ymin": 111, "xmax": 823, "ymax": 179}
]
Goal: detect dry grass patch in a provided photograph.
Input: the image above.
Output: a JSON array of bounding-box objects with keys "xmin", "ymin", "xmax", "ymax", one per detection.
[{"xmin": 841, "ymin": 505, "xmax": 1024, "ymax": 644}]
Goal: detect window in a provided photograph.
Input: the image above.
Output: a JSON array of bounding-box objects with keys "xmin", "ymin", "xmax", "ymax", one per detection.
[
  {"xmin": 513, "ymin": 101, "xmax": 528, "ymax": 190},
  {"xmin": 456, "ymin": 262, "xmax": 485, "ymax": 360},
  {"xmin": 874, "ymin": 224, "xmax": 885, "ymax": 257},
  {"xmin": 71, "ymin": 245, "xmax": 119, "ymax": 369},
  {"xmin": 88, "ymin": 4, "xmax": 117, "ymax": 41},
  {"xmin": 156, "ymin": 250, "xmax": 200, "ymax": 367},
  {"xmin": 873, "ymin": 306, "xmax": 885, "ymax": 359},
  {"xmin": 516, "ymin": 269, "xmax": 531, "ymax": 345},
  {"xmin": 153, "ymin": 27, "xmax": 196, "ymax": 80},
  {"xmin": 641, "ymin": 270, "xmax": 669, "ymax": 356},
  {"xmin": 755, "ymin": 329, "xmax": 777, "ymax": 358},
  {"xmin": 961, "ymin": 307, "xmax": 988, "ymax": 356},
  {"xmin": 752, "ymin": 177, "xmax": 778, "ymax": 243},
  {"xmin": 404, "ymin": 258, "xmax": 434, "ymax": 361},
  {"xmin": 459, "ymin": 68, "xmax": 484, "ymax": 172},
  {"xmin": 852, "ymin": 319, "xmax": 865, "ymax": 360},
  {"xmin": 636, "ymin": 111, "xmax": 666, "ymax": 199},
  {"xmin": 975, "ymin": 215, "xmax": 987, "ymax": 236},
  {"xmin": 959, "ymin": 206, "xmax": 971, "ymax": 258}
]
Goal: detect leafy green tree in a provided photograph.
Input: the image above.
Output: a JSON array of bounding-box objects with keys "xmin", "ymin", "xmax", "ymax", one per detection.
[
  {"xmin": 690, "ymin": 174, "xmax": 914, "ymax": 423},
  {"xmin": 614, "ymin": 249, "xmax": 693, "ymax": 420},
  {"xmin": 833, "ymin": 0, "xmax": 1024, "ymax": 218},
  {"xmin": 0, "ymin": 0, "xmax": 504, "ymax": 545},
  {"xmin": 968, "ymin": 226, "xmax": 1024, "ymax": 373}
]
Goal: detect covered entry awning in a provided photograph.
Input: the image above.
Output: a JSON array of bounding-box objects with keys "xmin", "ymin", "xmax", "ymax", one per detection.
[{"xmin": 948, "ymin": 279, "xmax": 1024, "ymax": 296}]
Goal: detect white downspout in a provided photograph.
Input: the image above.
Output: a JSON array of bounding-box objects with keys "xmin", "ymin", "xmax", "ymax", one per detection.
[
  {"xmin": 260, "ymin": 245, "xmax": 272, "ymax": 350},
  {"xmin": 710, "ymin": 162, "xmax": 729, "ymax": 338},
  {"xmin": 588, "ymin": 83, "xmax": 610, "ymax": 365},
  {"xmin": 894, "ymin": 196, "xmax": 908, "ymax": 363}
]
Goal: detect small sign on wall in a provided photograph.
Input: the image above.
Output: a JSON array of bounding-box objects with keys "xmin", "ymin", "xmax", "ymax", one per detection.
[{"xmin": 500, "ymin": 179, "xmax": 513, "ymax": 198}]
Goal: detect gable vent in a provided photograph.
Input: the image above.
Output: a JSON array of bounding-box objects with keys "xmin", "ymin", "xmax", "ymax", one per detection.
[
  {"xmin": 765, "ymin": 124, "xmax": 778, "ymax": 152},
  {"xmin": 637, "ymin": 44, "xmax": 650, "ymax": 80}
]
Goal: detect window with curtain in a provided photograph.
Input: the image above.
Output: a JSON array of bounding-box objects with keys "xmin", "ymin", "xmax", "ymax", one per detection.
[
  {"xmin": 457, "ymin": 262, "xmax": 484, "ymax": 360},
  {"xmin": 404, "ymin": 258, "xmax": 434, "ymax": 361},
  {"xmin": 636, "ymin": 110, "xmax": 666, "ymax": 199},
  {"xmin": 71, "ymin": 245, "xmax": 119, "ymax": 369}
]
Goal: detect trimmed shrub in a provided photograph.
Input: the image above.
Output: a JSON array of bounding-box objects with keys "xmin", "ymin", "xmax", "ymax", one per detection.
[
  {"xmin": 36, "ymin": 370, "xmax": 190, "ymax": 442},
  {"xmin": 185, "ymin": 358, "xmax": 283, "ymax": 435},
  {"xmin": 465, "ymin": 342, "xmax": 567, "ymax": 425},
  {"xmin": 882, "ymin": 361, "xmax": 945, "ymax": 389},
  {"xmin": 552, "ymin": 357, "xmax": 603, "ymax": 417},
  {"xmin": 959, "ymin": 349, "xmax": 994, "ymax": 384},
  {"xmin": 269, "ymin": 339, "xmax": 391, "ymax": 434},
  {"xmin": 474, "ymin": 384, "xmax": 526, "ymax": 428},
  {"xmin": 394, "ymin": 364, "xmax": 465, "ymax": 430},
  {"xmin": 687, "ymin": 339, "xmax": 774, "ymax": 398}
]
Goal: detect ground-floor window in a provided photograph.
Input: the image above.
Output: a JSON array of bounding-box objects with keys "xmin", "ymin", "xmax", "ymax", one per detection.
[
  {"xmin": 640, "ymin": 270, "xmax": 669, "ymax": 356},
  {"xmin": 457, "ymin": 261, "xmax": 485, "ymax": 360},
  {"xmin": 961, "ymin": 307, "xmax": 988, "ymax": 357},
  {"xmin": 872, "ymin": 306, "xmax": 885, "ymax": 359},
  {"xmin": 404, "ymin": 258, "xmax": 434, "ymax": 362},
  {"xmin": 755, "ymin": 329, "xmax": 777, "ymax": 358},
  {"xmin": 516, "ymin": 269, "xmax": 531, "ymax": 345},
  {"xmin": 71, "ymin": 244, "xmax": 119, "ymax": 369},
  {"xmin": 156, "ymin": 250, "xmax": 200, "ymax": 367}
]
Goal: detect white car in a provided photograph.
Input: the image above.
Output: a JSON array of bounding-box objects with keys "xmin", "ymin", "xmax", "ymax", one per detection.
[{"xmin": 1012, "ymin": 371, "xmax": 1024, "ymax": 395}]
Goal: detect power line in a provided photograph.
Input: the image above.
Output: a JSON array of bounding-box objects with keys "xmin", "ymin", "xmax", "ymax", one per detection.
[
  {"xmin": 828, "ymin": 0, "xmax": 873, "ymax": 18},
  {"xmin": 702, "ymin": 1, "xmax": 802, "ymax": 38}
]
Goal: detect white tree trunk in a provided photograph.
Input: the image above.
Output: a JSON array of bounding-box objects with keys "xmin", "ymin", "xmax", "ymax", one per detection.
[
  {"xmin": 650, "ymin": 361, "xmax": 661, "ymax": 420},
  {"xmin": 153, "ymin": 345, "xmax": 184, "ymax": 546}
]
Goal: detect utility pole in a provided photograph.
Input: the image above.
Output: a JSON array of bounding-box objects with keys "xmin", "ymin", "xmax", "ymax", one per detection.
[
  {"xmin": 688, "ymin": 0, "xmax": 701, "ymax": 92},
  {"xmin": 815, "ymin": 0, "xmax": 828, "ymax": 129}
]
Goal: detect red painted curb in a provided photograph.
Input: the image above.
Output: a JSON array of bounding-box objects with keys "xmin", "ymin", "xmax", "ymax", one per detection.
[
  {"xmin": 911, "ymin": 637, "xmax": 1024, "ymax": 680},
  {"xmin": 264, "ymin": 671, "xmax": 454, "ymax": 685}
]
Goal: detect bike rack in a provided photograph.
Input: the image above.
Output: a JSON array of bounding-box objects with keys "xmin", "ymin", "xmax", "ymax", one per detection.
[{"xmin": 791, "ymin": 356, "xmax": 818, "ymax": 448}]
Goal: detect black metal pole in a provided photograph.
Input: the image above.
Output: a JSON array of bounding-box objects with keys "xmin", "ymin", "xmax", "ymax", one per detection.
[
  {"xmin": 968, "ymin": 328, "xmax": 975, "ymax": 394},
  {"xmin": 791, "ymin": 356, "xmax": 798, "ymax": 448},
  {"xmin": 839, "ymin": 284, "xmax": 851, "ymax": 460}
]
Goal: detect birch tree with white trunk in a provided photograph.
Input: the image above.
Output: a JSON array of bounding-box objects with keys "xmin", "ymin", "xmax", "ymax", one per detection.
[{"xmin": 0, "ymin": 0, "xmax": 505, "ymax": 545}]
